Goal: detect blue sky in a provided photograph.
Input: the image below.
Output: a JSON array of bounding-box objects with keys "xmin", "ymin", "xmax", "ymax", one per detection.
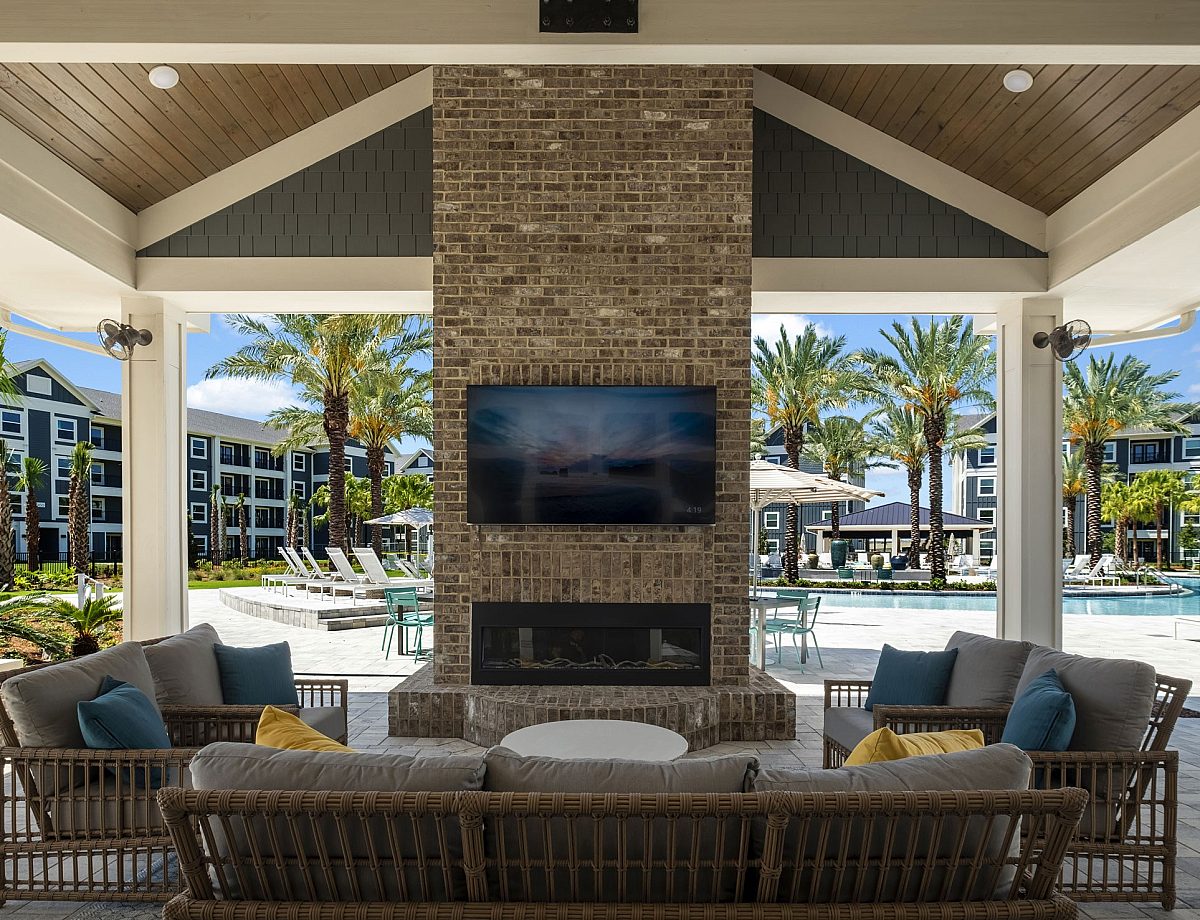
[{"xmin": 6, "ymin": 312, "xmax": 1197, "ymax": 507}]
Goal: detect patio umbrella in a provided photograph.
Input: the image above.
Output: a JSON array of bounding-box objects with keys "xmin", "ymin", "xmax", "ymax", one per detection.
[
  {"xmin": 366, "ymin": 507, "xmax": 433, "ymax": 527},
  {"xmin": 749, "ymin": 459, "xmax": 883, "ymax": 594}
]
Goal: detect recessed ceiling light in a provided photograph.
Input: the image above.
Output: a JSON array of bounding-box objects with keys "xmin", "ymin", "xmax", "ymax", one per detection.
[
  {"xmin": 148, "ymin": 65, "xmax": 179, "ymax": 89},
  {"xmin": 1003, "ymin": 68, "xmax": 1033, "ymax": 93}
]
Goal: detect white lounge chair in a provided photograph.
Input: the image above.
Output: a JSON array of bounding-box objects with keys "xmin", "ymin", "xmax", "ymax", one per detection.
[
  {"xmin": 1064, "ymin": 554, "xmax": 1091, "ymax": 576},
  {"xmin": 262, "ymin": 549, "xmax": 315, "ymax": 593},
  {"xmin": 352, "ymin": 546, "xmax": 433, "ymax": 593},
  {"xmin": 301, "ymin": 546, "xmax": 336, "ymax": 580},
  {"xmin": 818, "ymin": 553, "xmax": 833, "ymax": 569},
  {"xmin": 323, "ymin": 547, "xmax": 372, "ymax": 604},
  {"xmin": 286, "ymin": 547, "xmax": 339, "ymax": 597},
  {"xmin": 1065, "ymin": 554, "xmax": 1120, "ymax": 587}
]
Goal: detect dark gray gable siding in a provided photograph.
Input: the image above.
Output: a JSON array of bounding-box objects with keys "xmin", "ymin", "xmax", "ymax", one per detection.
[
  {"xmin": 753, "ymin": 110, "xmax": 1045, "ymax": 259},
  {"xmin": 138, "ymin": 107, "xmax": 433, "ymax": 258},
  {"xmin": 17, "ymin": 368, "xmax": 87, "ymax": 406}
]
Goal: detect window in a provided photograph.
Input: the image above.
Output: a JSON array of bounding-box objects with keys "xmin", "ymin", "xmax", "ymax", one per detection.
[
  {"xmin": 91, "ymin": 462, "xmax": 104, "ymax": 486},
  {"xmin": 91, "ymin": 497, "xmax": 105, "ymax": 522},
  {"xmin": 821, "ymin": 510, "xmax": 832, "ymax": 520},
  {"xmin": 763, "ymin": 510, "xmax": 780, "ymax": 530},
  {"xmin": 220, "ymin": 442, "xmax": 249, "ymax": 467},
  {"xmin": 195, "ymin": 535, "xmax": 208, "ymax": 556},
  {"xmin": 9, "ymin": 493, "xmax": 22, "ymax": 516},
  {"xmin": 344, "ymin": 457, "xmax": 354, "ymax": 472},
  {"xmin": 90, "ymin": 426, "xmax": 104, "ymax": 448},
  {"xmin": 1131, "ymin": 441, "xmax": 1163, "ymax": 464},
  {"xmin": 292, "ymin": 481, "xmax": 306, "ymax": 499},
  {"xmin": 385, "ymin": 461, "xmax": 395, "ymax": 477},
  {"xmin": 190, "ymin": 502, "xmax": 207, "ymax": 523},
  {"xmin": 1183, "ymin": 437, "xmax": 1200, "ymax": 460},
  {"xmin": 1182, "ymin": 511, "xmax": 1200, "ymax": 526},
  {"xmin": 190, "ymin": 437, "xmax": 207, "ymax": 459},
  {"xmin": 25, "ymin": 374, "xmax": 52, "ymax": 396},
  {"xmin": 190, "ymin": 470, "xmax": 208, "ymax": 492},
  {"xmin": 978, "ymin": 508, "xmax": 995, "ymax": 525},
  {"xmin": 55, "ymin": 417, "xmax": 76, "ymax": 443},
  {"xmin": 56, "ymin": 495, "xmax": 69, "ymax": 518},
  {"xmin": 767, "ymin": 539, "xmax": 779, "ymax": 554},
  {"xmin": 56, "ymin": 456, "xmax": 71, "ymax": 480},
  {"xmin": 978, "ymin": 446, "xmax": 995, "ymax": 466},
  {"xmin": 979, "ymin": 539, "xmax": 996, "ymax": 558},
  {"xmin": 0, "ymin": 410, "xmax": 21, "ymax": 436},
  {"xmin": 1103, "ymin": 441, "xmax": 1117, "ymax": 463},
  {"xmin": 977, "ymin": 477, "xmax": 996, "ymax": 496},
  {"xmin": 292, "ymin": 453, "xmax": 306, "ymax": 472}
]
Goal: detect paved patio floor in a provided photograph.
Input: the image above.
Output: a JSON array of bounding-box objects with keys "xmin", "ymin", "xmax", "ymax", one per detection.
[{"xmin": 6, "ymin": 588, "xmax": 1197, "ymax": 918}]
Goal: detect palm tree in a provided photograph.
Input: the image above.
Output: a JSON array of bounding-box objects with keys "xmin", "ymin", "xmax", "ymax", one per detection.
[
  {"xmin": 208, "ymin": 484, "xmax": 223, "ymax": 564},
  {"xmin": 0, "ymin": 441, "xmax": 15, "ymax": 590},
  {"xmin": 803, "ymin": 415, "xmax": 884, "ymax": 540},
  {"xmin": 858, "ymin": 317, "xmax": 996, "ymax": 586},
  {"xmin": 286, "ymin": 492, "xmax": 304, "ymax": 549},
  {"xmin": 383, "ymin": 474, "xmax": 434, "ymax": 559},
  {"xmin": 868, "ymin": 407, "xmax": 986, "ymax": 568},
  {"xmin": 752, "ymin": 324, "xmax": 861, "ymax": 579},
  {"xmin": 749, "ymin": 418, "xmax": 767, "ymax": 458},
  {"xmin": 1064, "ymin": 354, "xmax": 1188, "ymax": 565},
  {"xmin": 311, "ymin": 473, "xmax": 372, "ymax": 547},
  {"xmin": 67, "ymin": 441, "xmax": 94, "ymax": 575},
  {"xmin": 1061, "ymin": 449, "xmax": 1088, "ymax": 558},
  {"xmin": 41, "ymin": 594, "xmax": 123, "ymax": 657},
  {"xmin": 235, "ymin": 493, "xmax": 249, "ymax": 562},
  {"xmin": 15, "ymin": 457, "xmax": 47, "ymax": 572},
  {"xmin": 0, "ymin": 594, "xmax": 67, "ymax": 659},
  {"xmin": 1100, "ymin": 479, "xmax": 1148, "ymax": 563},
  {"xmin": 276, "ymin": 363, "xmax": 432, "ymax": 556},
  {"xmin": 207, "ymin": 314, "xmax": 429, "ymax": 554},
  {"xmin": 1130, "ymin": 469, "xmax": 1192, "ymax": 568}
]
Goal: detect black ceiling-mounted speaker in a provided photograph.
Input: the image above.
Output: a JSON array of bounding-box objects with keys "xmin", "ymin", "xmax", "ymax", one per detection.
[
  {"xmin": 1033, "ymin": 320, "xmax": 1092, "ymax": 361},
  {"xmin": 539, "ymin": 0, "xmax": 638, "ymax": 32},
  {"xmin": 96, "ymin": 319, "xmax": 154, "ymax": 361}
]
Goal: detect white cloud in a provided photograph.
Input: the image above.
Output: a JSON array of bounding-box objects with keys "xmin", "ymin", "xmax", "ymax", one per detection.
[
  {"xmin": 751, "ymin": 313, "xmax": 834, "ymax": 344},
  {"xmin": 186, "ymin": 378, "xmax": 300, "ymax": 421},
  {"xmin": 1189, "ymin": 382, "xmax": 1200, "ymax": 397}
]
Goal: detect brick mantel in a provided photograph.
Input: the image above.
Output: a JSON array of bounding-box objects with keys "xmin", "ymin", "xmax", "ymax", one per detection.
[{"xmin": 431, "ymin": 65, "xmax": 754, "ymax": 687}]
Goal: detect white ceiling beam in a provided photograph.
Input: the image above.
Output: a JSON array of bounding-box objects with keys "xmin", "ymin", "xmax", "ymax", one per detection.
[
  {"xmin": 754, "ymin": 70, "xmax": 1048, "ymax": 251},
  {"xmin": 1047, "ymin": 103, "xmax": 1200, "ymax": 289},
  {"xmin": 0, "ymin": 115, "xmax": 135, "ymax": 285},
  {"xmin": 137, "ymin": 68, "xmax": 433, "ymax": 250},
  {"xmin": 4, "ymin": 0, "xmax": 1200, "ymax": 62}
]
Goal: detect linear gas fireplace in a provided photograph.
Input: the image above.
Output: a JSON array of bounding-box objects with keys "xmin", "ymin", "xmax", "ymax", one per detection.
[{"xmin": 472, "ymin": 602, "xmax": 710, "ymax": 686}]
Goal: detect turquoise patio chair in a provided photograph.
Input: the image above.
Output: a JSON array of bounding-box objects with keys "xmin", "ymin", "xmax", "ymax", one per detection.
[
  {"xmin": 382, "ymin": 587, "xmax": 432, "ymax": 661},
  {"xmin": 763, "ymin": 596, "xmax": 823, "ymax": 670}
]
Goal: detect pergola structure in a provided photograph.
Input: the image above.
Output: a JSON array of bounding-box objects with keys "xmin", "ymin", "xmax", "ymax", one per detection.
[{"xmin": 3, "ymin": 3, "xmax": 1200, "ymax": 655}]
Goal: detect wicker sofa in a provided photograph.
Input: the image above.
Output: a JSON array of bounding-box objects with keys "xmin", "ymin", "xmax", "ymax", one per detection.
[
  {"xmin": 158, "ymin": 741, "xmax": 1087, "ymax": 920},
  {"xmin": 822, "ymin": 631, "xmax": 1192, "ymax": 909},
  {"xmin": 0, "ymin": 629, "xmax": 348, "ymax": 903}
]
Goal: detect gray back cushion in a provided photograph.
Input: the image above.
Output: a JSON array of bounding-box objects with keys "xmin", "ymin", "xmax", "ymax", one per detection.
[
  {"xmin": 189, "ymin": 743, "xmax": 485, "ymax": 903},
  {"xmin": 1016, "ymin": 646, "xmax": 1155, "ymax": 751},
  {"xmin": 943, "ymin": 631, "xmax": 1033, "ymax": 707},
  {"xmin": 483, "ymin": 747, "xmax": 759, "ymax": 902},
  {"xmin": 1, "ymin": 641, "xmax": 160, "ymax": 749},
  {"xmin": 143, "ymin": 623, "xmax": 224, "ymax": 707},
  {"xmin": 753, "ymin": 745, "xmax": 1032, "ymax": 903}
]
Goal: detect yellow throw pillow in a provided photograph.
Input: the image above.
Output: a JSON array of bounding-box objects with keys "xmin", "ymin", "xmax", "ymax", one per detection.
[
  {"xmin": 255, "ymin": 705, "xmax": 353, "ymax": 753},
  {"xmin": 845, "ymin": 727, "xmax": 985, "ymax": 766}
]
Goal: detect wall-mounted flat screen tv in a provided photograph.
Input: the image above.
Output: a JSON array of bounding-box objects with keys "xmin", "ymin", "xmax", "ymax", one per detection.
[{"xmin": 467, "ymin": 385, "xmax": 717, "ymax": 525}]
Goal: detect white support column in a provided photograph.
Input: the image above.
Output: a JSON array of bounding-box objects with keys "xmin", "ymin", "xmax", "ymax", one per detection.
[
  {"xmin": 120, "ymin": 296, "xmax": 189, "ymax": 640},
  {"xmin": 996, "ymin": 298, "xmax": 1064, "ymax": 647}
]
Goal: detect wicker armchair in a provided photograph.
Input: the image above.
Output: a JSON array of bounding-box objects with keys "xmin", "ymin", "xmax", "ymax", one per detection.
[
  {"xmin": 0, "ymin": 647, "xmax": 348, "ymax": 904},
  {"xmin": 824, "ymin": 673, "xmax": 1191, "ymax": 909},
  {"xmin": 160, "ymin": 786, "xmax": 1087, "ymax": 919}
]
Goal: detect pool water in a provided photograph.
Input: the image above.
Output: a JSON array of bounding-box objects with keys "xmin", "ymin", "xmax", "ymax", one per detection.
[{"xmin": 804, "ymin": 589, "xmax": 1199, "ymax": 617}]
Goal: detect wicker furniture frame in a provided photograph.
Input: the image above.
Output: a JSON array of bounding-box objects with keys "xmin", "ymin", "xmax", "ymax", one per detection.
[
  {"xmin": 823, "ymin": 673, "xmax": 1191, "ymax": 909},
  {"xmin": 0, "ymin": 645, "xmax": 348, "ymax": 903},
  {"xmin": 160, "ymin": 787, "xmax": 1085, "ymax": 920}
]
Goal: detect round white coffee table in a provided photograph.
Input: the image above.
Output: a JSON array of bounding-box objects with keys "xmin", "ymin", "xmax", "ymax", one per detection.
[{"xmin": 500, "ymin": 719, "xmax": 689, "ymax": 761}]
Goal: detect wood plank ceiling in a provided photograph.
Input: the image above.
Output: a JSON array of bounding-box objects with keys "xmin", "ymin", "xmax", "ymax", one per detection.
[
  {"xmin": 758, "ymin": 64, "xmax": 1200, "ymax": 213},
  {"xmin": 0, "ymin": 64, "xmax": 425, "ymax": 211}
]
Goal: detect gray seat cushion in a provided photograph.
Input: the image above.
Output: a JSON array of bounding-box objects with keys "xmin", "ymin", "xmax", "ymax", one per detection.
[
  {"xmin": 143, "ymin": 623, "xmax": 224, "ymax": 707},
  {"xmin": 0, "ymin": 641, "xmax": 161, "ymax": 750},
  {"xmin": 189, "ymin": 743, "xmax": 484, "ymax": 902},
  {"xmin": 1015, "ymin": 646, "xmax": 1156, "ymax": 751},
  {"xmin": 753, "ymin": 745, "xmax": 1032, "ymax": 903},
  {"xmin": 44, "ymin": 773, "xmax": 172, "ymax": 840},
  {"xmin": 482, "ymin": 746, "xmax": 759, "ymax": 792},
  {"xmin": 943, "ymin": 631, "xmax": 1033, "ymax": 708},
  {"xmin": 823, "ymin": 706, "xmax": 875, "ymax": 754},
  {"xmin": 298, "ymin": 706, "xmax": 347, "ymax": 743}
]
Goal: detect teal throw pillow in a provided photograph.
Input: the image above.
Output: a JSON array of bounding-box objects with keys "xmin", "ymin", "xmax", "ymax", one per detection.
[
  {"xmin": 864, "ymin": 644, "xmax": 958, "ymax": 712},
  {"xmin": 213, "ymin": 642, "xmax": 299, "ymax": 706},
  {"xmin": 78, "ymin": 676, "xmax": 171, "ymax": 751},
  {"xmin": 1001, "ymin": 668, "xmax": 1076, "ymax": 751}
]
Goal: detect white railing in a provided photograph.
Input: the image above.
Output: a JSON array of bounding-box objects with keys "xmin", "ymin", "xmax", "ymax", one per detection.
[{"xmin": 76, "ymin": 573, "xmax": 106, "ymax": 607}]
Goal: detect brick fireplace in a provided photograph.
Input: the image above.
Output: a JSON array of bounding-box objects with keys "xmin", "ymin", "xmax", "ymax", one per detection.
[{"xmin": 389, "ymin": 64, "xmax": 795, "ymax": 745}]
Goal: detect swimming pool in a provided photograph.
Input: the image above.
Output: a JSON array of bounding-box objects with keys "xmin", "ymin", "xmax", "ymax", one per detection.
[{"xmin": 803, "ymin": 589, "xmax": 1199, "ymax": 617}]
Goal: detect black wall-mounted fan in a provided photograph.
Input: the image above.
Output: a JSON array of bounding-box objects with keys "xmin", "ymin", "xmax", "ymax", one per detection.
[
  {"xmin": 96, "ymin": 320, "xmax": 154, "ymax": 361},
  {"xmin": 1033, "ymin": 320, "xmax": 1091, "ymax": 361}
]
